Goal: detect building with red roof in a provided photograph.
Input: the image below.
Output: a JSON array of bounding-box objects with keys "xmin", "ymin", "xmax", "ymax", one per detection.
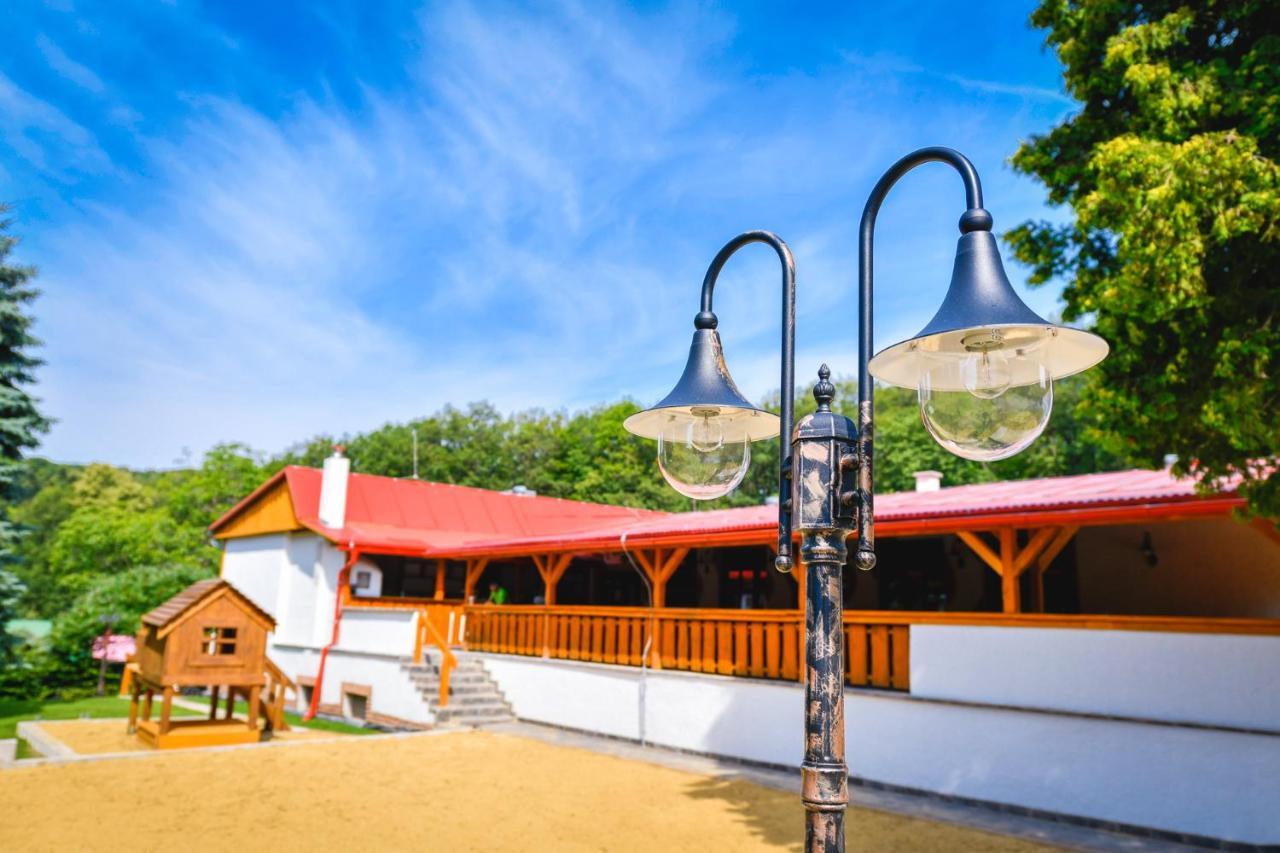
[{"xmin": 210, "ymin": 452, "xmax": 1280, "ymax": 845}]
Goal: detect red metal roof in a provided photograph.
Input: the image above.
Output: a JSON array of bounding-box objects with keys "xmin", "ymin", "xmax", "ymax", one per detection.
[
  {"xmin": 434, "ymin": 467, "xmax": 1242, "ymax": 557},
  {"xmin": 275, "ymin": 466, "xmax": 660, "ymax": 554},
  {"xmin": 213, "ymin": 465, "xmax": 1239, "ymax": 558}
]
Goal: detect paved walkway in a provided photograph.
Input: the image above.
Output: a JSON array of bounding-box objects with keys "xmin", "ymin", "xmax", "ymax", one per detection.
[{"xmin": 485, "ymin": 721, "xmax": 1206, "ymax": 853}]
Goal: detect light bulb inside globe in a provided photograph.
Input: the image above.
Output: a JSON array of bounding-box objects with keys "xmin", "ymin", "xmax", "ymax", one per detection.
[
  {"xmin": 916, "ymin": 332, "xmax": 1054, "ymax": 461},
  {"xmin": 688, "ymin": 409, "xmax": 725, "ymax": 452},
  {"xmin": 960, "ymin": 339, "xmax": 1013, "ymax": 399},
  {"xmin": 657, "ymin": 407, "xmax": 751, "ymax": 500}
]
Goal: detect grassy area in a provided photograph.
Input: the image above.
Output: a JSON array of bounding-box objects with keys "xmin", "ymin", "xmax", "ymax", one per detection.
[
  {"xmin": 0, "ymin": 695, "xmax": 199, "ymax": 740},
  {"xmin": 14, "ymin": 738, "xmax": 42, "ymax": 760},
  {"xmin": 185, "ymin": 696, "xmax": 373, "ymax": 736}
]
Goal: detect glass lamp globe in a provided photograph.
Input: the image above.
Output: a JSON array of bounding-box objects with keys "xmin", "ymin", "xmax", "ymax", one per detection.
[
  {"xmin": 869, "ymin": 210, "xmax": 1108, "ymax": 461},
  {"xmin": 624, "ymin": 327, "xmax": 779, "ymax": 500},
  {"xmin": 915, "ymin": 328, "xmax": 1055, "ymax": 461},
  {"xmin": 656, "ymin": 407, "xmax": 754, "ymax": 499}
]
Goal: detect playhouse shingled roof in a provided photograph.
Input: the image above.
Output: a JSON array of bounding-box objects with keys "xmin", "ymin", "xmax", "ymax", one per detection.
[{"xmin": 142, "ymin": 578, "xmax": 276, "ymax": 632}]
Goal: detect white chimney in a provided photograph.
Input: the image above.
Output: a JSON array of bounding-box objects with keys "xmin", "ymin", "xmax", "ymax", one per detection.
[
  {"xmin": 913, "ymin": 471, "xmax": 943, "ymax": 493},
  {"xmin": 319, "ymin": 446, "xmax": 350, "ymax": 528}
]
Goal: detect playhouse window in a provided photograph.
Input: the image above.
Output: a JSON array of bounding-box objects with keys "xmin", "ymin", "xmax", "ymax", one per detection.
[{"xmin": 202, "ymin": 627, "xmax": 237, "ymax": 656}]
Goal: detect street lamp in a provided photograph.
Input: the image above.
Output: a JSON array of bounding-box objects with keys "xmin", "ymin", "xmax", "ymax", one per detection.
[{"xmin": 624, "ymin": 147, "xmax": 1108, "ymax": 852}]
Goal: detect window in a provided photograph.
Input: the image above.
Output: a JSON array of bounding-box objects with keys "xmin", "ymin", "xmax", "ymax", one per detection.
[
  {"xmin": 345, "ymin": 692, "xmax": 368, "ymax": 721},
  {"xmin": 202, "ymin": 626, "xmax": 238, "ymax": 656},
  {"xmin": 352, "ymin": 570, "xmax": 371, "ymax": 590}
]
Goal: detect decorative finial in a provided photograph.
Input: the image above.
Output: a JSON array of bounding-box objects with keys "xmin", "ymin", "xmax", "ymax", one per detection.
[{"xmin": 813, "ymin": 364, "xmax": 835, "ymax": 411}]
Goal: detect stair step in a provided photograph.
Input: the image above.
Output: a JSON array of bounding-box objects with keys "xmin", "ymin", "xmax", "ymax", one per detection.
[{"xmin": 436, "ymin": 707, "xmax": 513, "ymax": 721}]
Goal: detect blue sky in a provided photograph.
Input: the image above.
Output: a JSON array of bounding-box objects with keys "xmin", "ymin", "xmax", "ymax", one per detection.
[{"xmin": 2, "ymin": 1, "xmax": 1076, "ymax": 469}]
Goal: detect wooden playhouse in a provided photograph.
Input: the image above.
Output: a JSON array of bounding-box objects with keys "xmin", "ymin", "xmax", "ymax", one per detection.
[{"xmin": 126, "ymin": 578, "xmax": 293, "ymax": 749}]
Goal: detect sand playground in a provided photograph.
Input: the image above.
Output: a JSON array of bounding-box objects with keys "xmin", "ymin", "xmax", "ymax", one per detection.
[{"xmin": 0, "ymin": 724, "xmax": 1054, "ymax": 852}]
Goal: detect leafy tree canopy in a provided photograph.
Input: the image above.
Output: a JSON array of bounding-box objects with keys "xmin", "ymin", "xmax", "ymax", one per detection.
[
  {"xmin": 1008, "ymin": 1, "xmax": 1280, "ymax": 516},
  {"xmin": 50, "ymin": 563, "xmax": 212, "ymax": 667},
  {"xmin": 0, "ymin": 206, "xmax": 50, "ymax": 495}
]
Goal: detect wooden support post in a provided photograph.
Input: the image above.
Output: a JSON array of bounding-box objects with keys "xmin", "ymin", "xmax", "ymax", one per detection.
[
  {"xmin": 958, "ymin": 527, "xmax": 1075, "ymax": 614},
  {"xmin": 224, "ymin": 688, "xmax": 235, "ymax": 720},
  {"xmin": 632, "ymin": 548, "xmax": 688, "ymax": 666},
  {"xmin": 434, "ymin": 559, "xmax": 447, "ymax": 600},
  {"xmin": 208, "ymin": 686, "xmax": 219, "ymax": 720},
  {"xmin": 142, "ymin": 688, "xmax": 154, "ymax": 723},
  {"xmin": 999, "ymin": 528, "xmax": 1019, "ymax": 613},
  {"xmin": 246, "ymin": 685, "xmax": 261, "ymax": 732},
  {"xmin": 127, "ymin": 682, "xmax": 140, "ymax": 734},
  {"xmin": 463, "ymin": 558, "xmax": 490, "ymax": 603},
  {"xmin": 532, "ymin": 554, "xmax": 573, "ymax": 606},
  {"xmin": 159, "ymin": 686, "xmax": 174, "ymax": 735},
  {"xmin": 1030, "ymin": 526, "xmax": 1079, "ymax": 612}
]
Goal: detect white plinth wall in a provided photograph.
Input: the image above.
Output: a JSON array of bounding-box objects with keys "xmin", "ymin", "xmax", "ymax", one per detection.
[{"xmin": 479, "ymin": 626, "xmax": 1280, "ymax": 846}]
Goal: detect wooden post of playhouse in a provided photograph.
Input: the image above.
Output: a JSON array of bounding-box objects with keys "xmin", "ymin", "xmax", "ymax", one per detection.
[
  {"xmin": 127, "ymin": 681, "xmax": 140, "ymax": 734},
  {"xmin": 434, "ymin": 560, "xmax": 447, "ymax": 601},
  {"xmin": 246, "ymin": 685, "xmax": 261, "ymax": 732},
  {"xmin": 208, "ymin": 686, "xmax": 220, "ymax": 720},
  {"xmin": 159, "ymin": 686, "xmax": 174, "ymax": 735},
  {"xmin": 464, "ymin": 558, "xmax": 490, "ymax": 603}
]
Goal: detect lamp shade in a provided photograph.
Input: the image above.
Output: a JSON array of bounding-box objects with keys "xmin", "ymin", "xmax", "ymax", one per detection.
[
  {"xmin": 868, "ymin": 225, "xmax": 1108, "ymax": 390},
  {"xmin": 623, "ymin": 328, "xmax": 779, "ymax": 441}
]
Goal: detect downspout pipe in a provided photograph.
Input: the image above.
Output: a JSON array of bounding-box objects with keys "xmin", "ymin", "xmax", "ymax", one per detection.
[
  {"xmin": 304, "ymin": 543, "xmax": 360, "ymax": 722},
  {"xmin": 619, "ymin": 531, "xmax": 651, "ymax": 747}
]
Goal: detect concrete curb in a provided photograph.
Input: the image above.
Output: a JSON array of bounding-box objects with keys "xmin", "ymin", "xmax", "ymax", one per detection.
[{"xmin": 1, "ymin": 718, "xmax": 453, "ymax": 769}]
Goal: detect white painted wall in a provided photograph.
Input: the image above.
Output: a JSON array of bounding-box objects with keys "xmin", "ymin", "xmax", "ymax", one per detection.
[
  {"xmin": 477, "ymin": 632, "xmax": 1280, "ymax": 845},
  {"xmin": 911, "ymin": 625, "xmax": 1280, "ymax": 731},
  {"xmin": 221, "ymin": 534, "xmax": 289, "ymax": 617},
  {"xmin": 271, "ymin": 643, "xmax": 433, "ymax": 727},
  {"xmin": 338, "ymin": 608, "xmax": 416, "ymax": 656},
  {"xmin": 279, "ymin": 535, "xmax": 322, "ymax": 647},
  {"xmin": 844, "ymin": 692, "xmax": 1279, "ymax": 846},
  {"xmin": 349, "ymin": 557, "xmax": 383, "ymax": 598}
]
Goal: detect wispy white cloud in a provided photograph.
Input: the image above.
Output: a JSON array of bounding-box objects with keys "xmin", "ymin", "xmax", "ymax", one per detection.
[
  {"xmin": 840, "ymin": 49, "xmax": 1073, "ymax": 105},
  {"xmin": 0, "ymin": 72, "xmax": 109, "ymax": 177},
  {"xmin": 12, "ymin": 1, "xmax": 1073, "ymax": 468},
  {"xmin": 35, "ymin": 33, "xmax": 104, "ymax": 93}
]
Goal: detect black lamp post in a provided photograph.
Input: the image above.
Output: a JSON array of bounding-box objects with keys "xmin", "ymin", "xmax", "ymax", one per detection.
[{"xmin": 625, "ymin": 147, "xmax": 1108, "ymax": 852}]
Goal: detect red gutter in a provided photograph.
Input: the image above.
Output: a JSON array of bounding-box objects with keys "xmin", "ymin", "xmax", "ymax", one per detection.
[{"xmin": 303, "ymin": 544, "xmax": 360, "ymax": 722}]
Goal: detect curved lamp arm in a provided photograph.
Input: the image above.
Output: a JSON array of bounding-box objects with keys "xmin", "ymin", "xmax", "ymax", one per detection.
[
  {"xmin": 855, "ymin": 147, "xmax": 986, "ymax": 570},
  {"xmin": 698, "ymin": 230, "xmax": 797, "ymax": 567}
]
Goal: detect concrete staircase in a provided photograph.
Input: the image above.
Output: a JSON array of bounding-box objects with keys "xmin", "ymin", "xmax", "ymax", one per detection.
[{"xmin": 402, "ymin": 652, "xmax": 514, "ymax": 727}]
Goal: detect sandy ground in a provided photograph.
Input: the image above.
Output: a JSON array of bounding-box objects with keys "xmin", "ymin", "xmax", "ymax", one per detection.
[
  {"xmin": 0, "ymin": 729, "xmax": 1051, "ymax": 852},
  {"xmin": 26, "ymin": 718, "xmax": 331, "ymax": 756}
]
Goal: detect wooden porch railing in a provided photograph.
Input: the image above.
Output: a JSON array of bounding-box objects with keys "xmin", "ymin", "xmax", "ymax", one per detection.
[
  {"xmin": 413, "ymin": 608, "xmax": 458, "ymax": 707},
  {"xmin": 461, "ymin": 605, "xmax": 1280, "ymax": 694}
]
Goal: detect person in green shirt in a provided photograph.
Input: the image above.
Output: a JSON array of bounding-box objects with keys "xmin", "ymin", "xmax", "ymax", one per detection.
[{"xmin": 487, "ymin": 582, "xmax": 508, "ymax": 605}]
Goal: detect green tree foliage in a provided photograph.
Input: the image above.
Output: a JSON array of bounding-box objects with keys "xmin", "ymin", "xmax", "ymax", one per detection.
[
  {"xmin": 155, "ymin": 442, "xmax": 274, "ymax": 529},
  {"xmin": 46, "ymin": 507, "xmax": 204, "ymax": 607},
  {"xmin": 50, "ymin": 563, "xmax": 212, "ymax": 669},
  {"xmin": 0, "ymin": 569, "xmax": 24, "ymax": 667},
  {"xmin": 0, "ymin": 206, "xmax": 51, "ymax": 495},
  {"xmin": 1008, "ymin": 1, "xmax": 1280, "ymax": 516}
]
